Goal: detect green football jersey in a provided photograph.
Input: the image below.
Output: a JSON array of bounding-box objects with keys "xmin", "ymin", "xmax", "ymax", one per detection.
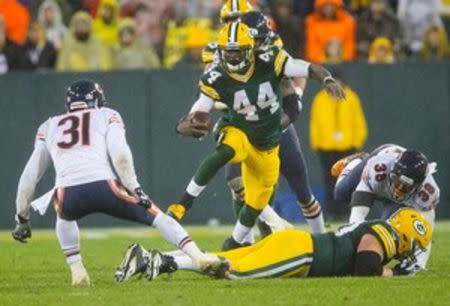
[
  {"xmin": 199, "ymin": 47, "xmax": 289, "ymax": 150},
  {"xmin": 309, "ymin": 220, "xmax": 400, "ymax": 277}
]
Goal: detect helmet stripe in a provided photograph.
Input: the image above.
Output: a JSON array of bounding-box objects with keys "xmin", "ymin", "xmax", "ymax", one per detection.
[
  {"xmin": 229, "ymin": 22, "xmax": 238, "ymax": 43},
  {"xmin": 232, "ymin": 0, "xmax": 238, "ymax": 11}
]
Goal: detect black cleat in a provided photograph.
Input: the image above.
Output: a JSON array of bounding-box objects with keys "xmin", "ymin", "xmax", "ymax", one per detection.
[
  {"xmin": 221, "ymin": 237, "xmax": 251, "ymax": 251},
  {"xmin": 145, "ymin": 250, "xmax": 178, "ymax": 281},
  {"xmin": 115, "ymin": 244, "xmax": 150, "ymax": 282}
]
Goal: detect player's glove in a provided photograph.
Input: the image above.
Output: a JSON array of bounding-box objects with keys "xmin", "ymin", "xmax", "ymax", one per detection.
[
  {"xmin": 12, "ymin": 215, "xmax": 32, "ymax": 243},
  {"xmin": 393, "ymin": 256, "xmax": 423, "ymax": 276},
  {"xmin": 134, "ymin": 187, "xmax": 153, "ymax": 209}
]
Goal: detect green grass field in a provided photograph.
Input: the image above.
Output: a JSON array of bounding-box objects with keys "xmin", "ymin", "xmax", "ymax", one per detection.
[{"xmin": 1, "ymin": 222, "xmax": 449, "ymax": 306}]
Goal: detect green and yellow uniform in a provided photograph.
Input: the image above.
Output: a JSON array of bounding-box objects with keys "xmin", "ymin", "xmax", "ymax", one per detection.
[
  {"xmin": 199, "ymin": 46, "xmax": 289, "ymax": 210},
  {"xmin": 216, "ymin": 220, "xmax": 399, "ymax": 279}
]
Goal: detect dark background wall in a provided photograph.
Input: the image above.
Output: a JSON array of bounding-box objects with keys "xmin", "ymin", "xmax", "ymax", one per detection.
[{"xmin": 0, "ymin": 62, "xmax": 448, "ymax": 229}]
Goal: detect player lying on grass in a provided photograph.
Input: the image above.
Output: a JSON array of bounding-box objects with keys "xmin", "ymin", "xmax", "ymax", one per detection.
[
  {"xmin": 115, "ymin": 208, "xmax": 431, "ymax": 281},
  {"xmin": 332, "ymin": 144, "xmax": 439, "ymax": 271},
  {"xmin": 12, "ymin": 80, "xmax": 221, "ymax": 286},
  {"xmin": 168, "ymin": 21, "xmax": 344, "ymax": 251},
  {"xmin": 201, "ymin": 7, "xmax": 326, "ymax": 242}
]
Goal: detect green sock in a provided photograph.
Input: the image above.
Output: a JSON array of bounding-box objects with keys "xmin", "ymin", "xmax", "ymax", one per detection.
[
  {"xmin": 233, "ymin": 199, "xmax": 244, "ymax": 218},
  {"xmin": 193, "ymin": 144, "xmax": 235, "ymax": 186},
  {"xmin": 238, "ymin": 204, "xmax": 262, "ymax": 227}
]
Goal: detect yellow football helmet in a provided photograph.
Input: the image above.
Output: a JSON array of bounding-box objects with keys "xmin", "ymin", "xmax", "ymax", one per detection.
[
  {"xmin": 387, "ymin": 208, "xmax": 432, "ymax": 258},
  {"xmin": 217, "ymin": 22, "xmax": 255, "ymax": 73},
  {"xmin": 220, "ymin": 0, "xmax": 254, "ymax": 23}
]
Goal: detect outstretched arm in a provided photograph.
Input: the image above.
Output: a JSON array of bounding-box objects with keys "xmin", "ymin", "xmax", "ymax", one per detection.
[
  {"xmin": 283, "ymin": 57, "xmax": 345, "ymax": 100},
  {"xmin": 107, "ymin": 124, "xmax": 140, "ymax": 192},
  {"xmin": 16, "ymin": 141, "xmax": 51, "ymax": 221}
]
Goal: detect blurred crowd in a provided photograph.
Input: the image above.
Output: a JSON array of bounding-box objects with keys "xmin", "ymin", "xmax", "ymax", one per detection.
[{"xmin": 0, "ymin": 0, "xmax": 449, "ymax": 74}]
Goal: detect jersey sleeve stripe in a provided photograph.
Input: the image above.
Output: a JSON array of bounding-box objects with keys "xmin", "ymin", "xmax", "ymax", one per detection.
[
  {"xmin": 274, "ymin": 49, "xmax": 289, "ymax": 77},
  {"xmin": 371, "ymin": 224, "xmax": 396, "ymax": 259},
  {"xmin": 199, "ymin": 81, "xmax": 221, "ymax": 100}
]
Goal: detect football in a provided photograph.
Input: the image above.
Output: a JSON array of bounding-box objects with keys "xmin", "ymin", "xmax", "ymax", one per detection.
[{"xmin": 190, "ymin": 111, "xmax": 213, "ymax": 133}]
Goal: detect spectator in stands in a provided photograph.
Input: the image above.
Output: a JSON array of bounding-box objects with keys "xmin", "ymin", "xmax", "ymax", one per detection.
[
  {"xmin": 37, "ymin": 0, "xmax": 67, "ymax": 50},
  {"xmin": 162, "ymin": 5, "xmax": 190, "ymax": 69},
  {"xmin": 323, "ymin": 38, "xmax": 344, "ymax": 63},
  {"xmin": 56, "ymin": 11, "xmax": 112, "ymax": 71},
  {"xmin": 0, "ymin": 16, "xmax": 24, "ymax": 73},
  {"xmin": 397, "ymin": 0, "xmax": 443, "ymax": 55},
  {"xmin": 121, "ymin": 0, "xmax": 172, "ymax": 56},
  {"xmin": 357, "ymin": 0, "xmax": 403, "ymax": 59},
  {"xmin": 368, "ymin": 36, "xmax": 395, "ymax": 63},
  {"xmin": 113, "ymin": 18, "xmax": 160, "ymax": 70},
  {"xmin": 309, "ymin": 72, "xmax": 367, "ymax": 219},
  {"xmin": 305, "ymin": 0, "xmax": 356, "ymax": 63},
  {"xmin": 175, "ymin": 24, "xmax": 214, "ymax": 71},
  {"xmin": 92, "ymin": 0, "xmax": 120, "ymax": 48},
  {"xmin": 21, "ymin": 22, "xmax": 57, "ymax": 70},
  {"xmin": 421, "ymin": 25, "xmax": 450, "ymax": 60},
  {"xmin": 0, "ymin": 0, "xmax": 30, "ymax": 45},
  {"xmin": 271, "ymin": 0, "xmax": 301, "ymax": 56}
]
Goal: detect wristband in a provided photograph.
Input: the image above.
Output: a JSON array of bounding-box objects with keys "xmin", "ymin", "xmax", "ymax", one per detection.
[{"xmin": 323, "ymin": 76, "xmax": 336, "ymax": 84}]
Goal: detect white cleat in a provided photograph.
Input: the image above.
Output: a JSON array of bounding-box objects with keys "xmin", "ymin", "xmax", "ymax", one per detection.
[
  {"xmin": 70, "ymin": 261, "xmax": 91, "ymax": 287},
  {"xmin": 115, "ymin": 243, "xmax": 150, "ymax": 282}
]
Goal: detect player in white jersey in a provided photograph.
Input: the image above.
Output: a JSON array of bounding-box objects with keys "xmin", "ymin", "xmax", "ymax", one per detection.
[
  {"xmin": 332, "ymin": 144, "xmax": 439, "ymax": 272},
  {"xmin": 12, "ymin": 80, "xmax": 222, "ymax": 286}
]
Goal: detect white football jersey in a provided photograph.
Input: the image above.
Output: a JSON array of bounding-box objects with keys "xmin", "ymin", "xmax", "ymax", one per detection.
[
  {"xmin": 356, "ymin": 145, "xmax": 440, "ymax": 211},
  {"xmin": 36, "ymin": 107, "xmax": 123, "ymax": 187}
]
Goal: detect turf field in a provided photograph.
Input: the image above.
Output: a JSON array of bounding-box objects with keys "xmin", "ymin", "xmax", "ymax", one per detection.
[{"xmin": 1, "ymin": 222, "xmax": 449, "ymax": 306}]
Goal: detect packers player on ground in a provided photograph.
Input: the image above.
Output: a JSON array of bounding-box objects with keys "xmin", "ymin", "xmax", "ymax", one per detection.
[
  {"xmin": 170, "ymin": 21, "xmax": 344, "ymax": 251},
  {"xmin": 117, "ymin": 208, "xmax": 432, "ymax": 280}
]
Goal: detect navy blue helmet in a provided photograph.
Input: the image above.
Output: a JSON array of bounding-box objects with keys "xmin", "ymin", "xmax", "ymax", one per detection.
[
  {"xmin": 389, "ymin": 150, "xmax": 428, "ymax": 201},
  {"xmin": 241, "ymin": 11, "xmax": 271, "ymax": 47},
  {"xmin": 66, "ymin": 80, "xmax": 106, "ymax": 112}
]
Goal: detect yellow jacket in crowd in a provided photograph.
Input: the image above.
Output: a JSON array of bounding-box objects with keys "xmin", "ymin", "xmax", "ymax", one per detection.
[
  {"xmin": 92, "ymin": 0, "xmax": 120, "ymax": 47},
  {"xmin": 57, "ymin": 11, "xmax": 112, "ymax": 71},
  {"xmin": 310, "ymin": 86, "xmax": 368, "ymax": 151}
]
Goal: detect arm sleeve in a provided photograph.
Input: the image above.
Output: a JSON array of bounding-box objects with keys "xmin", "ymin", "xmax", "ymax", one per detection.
[
  {"xmin": 106, "ymin": 118, "xmax": 140, "ymax": 192},
  {"xmin": 283, "ymin": 57, "xmax": 311, "ymax": 78},
  {"xmin": 16, "ymin": 141, "xmax": 51, "ymax": 220},
  {"xmin": 354, "ymin": 251, "xmax": 383, "ymax": 276},
  {"xmin": 189, "ymin": 93, "xmax": 215, "ymax": 113}
]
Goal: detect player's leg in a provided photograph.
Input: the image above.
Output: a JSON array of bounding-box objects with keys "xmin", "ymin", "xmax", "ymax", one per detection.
[
  {"xmin": 225, "ymin": 163, "xmax": 245, "ymax": 217},
  {"xmin": 103, "ymin": 180, "xmax": 218, "ymax": 265},
  {"xmin": 53, "ymin": 187, "xmax": 90, "ymax": 286},
  {"xmin": 146, "ymin": 229, "xmax": 313, "ymax": 280},
  {"xmin": 279, "ymin": 125, "xmax": 325, "ymax": 233},
  {"xmin": 167, "ymin": 132, "xmax": 239, "ymax": 220},
  {"xmin": 219, "ymin": 229, "xmax": 314, "ymax": 279},
  {"xmin": 224, "ymin": 145, "xmax": 281, "ymax": 250},
  {"xmin": 224, "ymin": 163, "xmax": 256, "ymax": 244}
]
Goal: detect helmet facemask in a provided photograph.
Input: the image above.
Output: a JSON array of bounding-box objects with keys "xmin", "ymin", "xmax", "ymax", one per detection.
[
  {"xmin": 388, "ymin": 171, "xmax": 420, "ymax": 202},
  {"xmin": 220, "ymin": 45, "xmax": 253, "ymax": 73}
]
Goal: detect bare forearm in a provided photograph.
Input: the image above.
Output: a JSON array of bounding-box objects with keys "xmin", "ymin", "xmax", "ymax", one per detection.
[{"xmin": 308, "ymin": 63, "xmax": 332, "ymax": 83}]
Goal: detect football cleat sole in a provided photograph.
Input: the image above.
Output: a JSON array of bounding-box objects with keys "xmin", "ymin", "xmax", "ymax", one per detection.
[{"xmin": 115, "ymin": 243, "xmax": 150, "ymax": 282}]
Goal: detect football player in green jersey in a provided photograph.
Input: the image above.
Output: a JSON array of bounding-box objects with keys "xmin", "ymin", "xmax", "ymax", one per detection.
[
  {"xmin": 171, "ymin": 21, "xmax": 344, "ymax": 251},
  {"xmin": 117, "ymin": 208, "xmax": 431, "ymax": 281}
]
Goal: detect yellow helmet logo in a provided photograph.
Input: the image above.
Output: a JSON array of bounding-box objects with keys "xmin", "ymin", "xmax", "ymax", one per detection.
[
  {"xmin": 387, "ymin": 208, "xmax": 432, "ymax": 257},
  {"xmin": 217, "ymin": 22, "xmax": 254, "ymax": 50},
  {"xmin": 220, "ymin": 0, "xmax": 254, "ymax": 23}
]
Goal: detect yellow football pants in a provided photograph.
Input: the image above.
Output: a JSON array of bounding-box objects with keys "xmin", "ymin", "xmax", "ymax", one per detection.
[
  {"xmin": 215, "ymin": 229, "xmax": 314, "ymax": 279},
  {"xmin": 220, "ymin": 126, "xmax": 280, "ymax": 210}
]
